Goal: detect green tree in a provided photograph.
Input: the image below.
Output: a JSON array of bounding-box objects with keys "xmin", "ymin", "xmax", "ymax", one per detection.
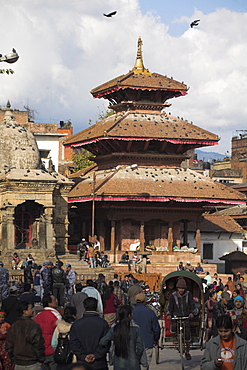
[{"xmin": 72, "ymin": 108, "xmax": 114, "ymax": 173}]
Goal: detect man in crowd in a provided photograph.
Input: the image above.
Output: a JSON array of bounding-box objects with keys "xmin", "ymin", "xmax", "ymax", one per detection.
[
  {"xmin": 127, "ymin": 280, "xmax": 142, "ymax": 308},
  {"xmin": 34, "ymin": 294, "xmax": 62, "ymax": 369},
  {"xmin": 20, "ymin": 283, "xmax": 41, "ymax": 305},
  {"xmin": 167, "ymin": 278, "xmax": 195, "ymax": 360},
  {"xmin": 212, "ymin": 291, "xmax": 233, "ymax": 337},
  {"xmin": 0, "ymin": 262, "xmax": 9, "ymax": 302},
  {"xmin": 82, "ymin": 280, "xmax": 103, "ymax": 315},
  {"xmin": 177, "ymin": 261, "xmax": 184, "ymax": 271},
  {"xmin": 2, "ymin": 285, "xmax": 19, "ymax": 325},
  {"xmin": 70, "ymin": 297, "xmax": 109, "ymax": 369},
  {"xmin": 77, "ymin": 239, "xmax": 88, "ymax": 261},
  {"xmin": 66, "ymin": 264, "xmax": 76, "ymax": 301},
  {"xmin": 70, "ymin": 283, "xmax": 88, "ymax": 318},
  {"xmin": 113, "ymin": 281, "xmax": 124, "ymax": 304},
  {"xmin": 11, "ymin": 253, "xmax": 22, "ymax": 270},
  {"xmin": 119, "ymin": 251, "xmax": 131, "ymax": 271},
  {"xmin": 6, "ymin": 301, "xmax": 45, "ymax": 369},
  {"xmin": 24, "ymin": 260, "xmax": 34, "ymax": 285},
  {"xmin": 95, "ymin": 274, "xmax": 107, "ymax": 298},
  {"xmin": 133, "ymin": 293, "xmax": 160, "ymax": 369},
  {"xmin": 51, "ymin": 260, "xmax": 66, "ymax": 307},
  {"xmin": 40, "ymin": 262, "xmax": 53, "ymax": 299}
]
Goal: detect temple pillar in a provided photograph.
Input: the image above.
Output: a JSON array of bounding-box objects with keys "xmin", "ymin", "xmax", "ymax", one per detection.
[
  {"xmin": 110, "ymin": 220, "xmax": 115, "ymax": 252},
  {"xmin": 140, "ymin": 221, "xmax": 145, "ymax": 251},
  {"xmin": 2, "ymin": 206, "xmax": 15, "ymax": 249},
  {"xmin": 99, "ymin": 220, "xmax": 105, "ymax": 251},
  {"xmin": 183, "ymin": 220, "xmax": 188, "ymax": 246},
  {"xmin": 168, "ymin": 221, "xmax": 173, "ymax": 252},
  {"xmin": 196, "ymin": 221, "xmax": 201, "ymax": 253},
  {"xmin": 44, "ymin": 207, "xmax": 54, "ymax": 249}
]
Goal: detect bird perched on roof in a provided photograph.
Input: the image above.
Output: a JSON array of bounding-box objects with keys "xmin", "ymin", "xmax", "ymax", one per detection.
[
  {"xmin": 12, "ymin": 48, "xmax": 16, "ymax": 53},
  {"xmin": 103, "ymin": 11, "xmax": 117, "ymax": 17},
  {"xmin": 190, "ymin": 19, "xmax": 200, "ymax": 28}
]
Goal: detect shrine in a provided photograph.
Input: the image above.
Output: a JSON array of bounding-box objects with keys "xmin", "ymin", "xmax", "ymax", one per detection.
[{"xmin": 66, "ymin": 38, "xmax": 245, "ymax": 265}]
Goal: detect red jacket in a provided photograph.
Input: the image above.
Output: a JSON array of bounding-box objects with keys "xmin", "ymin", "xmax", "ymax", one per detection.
[{"xmin": 34, "ymin": 308, "xmax": 61, "ymax": 356}]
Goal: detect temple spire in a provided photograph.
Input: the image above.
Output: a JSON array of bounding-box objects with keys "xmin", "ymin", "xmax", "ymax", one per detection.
[{"xmin": 132, "ymin": 37, "xmax": 150, "ymax": 74}]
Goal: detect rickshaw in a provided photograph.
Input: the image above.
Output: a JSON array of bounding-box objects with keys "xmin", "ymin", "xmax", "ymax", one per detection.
[{"xmin": 156, "ymin": 270, "xmax": 205, "ymax": 367}]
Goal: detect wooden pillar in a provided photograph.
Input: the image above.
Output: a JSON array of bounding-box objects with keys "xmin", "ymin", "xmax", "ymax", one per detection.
[
  {"xmin": 196, "ymin": 221, "xmax": 201, "ymax": 253},
  {"xmin": 183, "ymin": 220, "xmax": 188, "ymax": 246},
  {"xmin": 110, "ymin": 220, "xmax": 115, "ymax": 252},
  {"xmin": 99, "ymin": 220, "xmax": 105, "ymax": 251},
  {"xmin": 168, "ymin": 221, "xmax": 173, "ymax": 252},
  {"xmin": 140, "ymin": 221, "xmax": 145, "ymax": 251}
]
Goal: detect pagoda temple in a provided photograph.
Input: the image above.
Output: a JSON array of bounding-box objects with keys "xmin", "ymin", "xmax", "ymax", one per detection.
[{"xmin": 65, "ymin": 38, "xmax": 245, "ymax": 263}]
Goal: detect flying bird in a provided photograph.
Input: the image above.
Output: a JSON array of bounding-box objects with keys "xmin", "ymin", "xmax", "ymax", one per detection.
[
  {"xmin": 103, "ymin": 11, "xmax": 117, "ymax": 17},
  {"xmin": 190, "ymin": 19, "xmax": 200, "ymax": 28}
]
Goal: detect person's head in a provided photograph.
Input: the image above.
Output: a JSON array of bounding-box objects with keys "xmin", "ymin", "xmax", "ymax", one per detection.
[
  {"xmin": 210, "ymin": 290, "xmax": 217, "ymax": 300},
  {"xmin": 179, "ymin": 261, "xmax": 183, "ymax": 266},
  {"xmin": 176, "ymin": 278, "xmax": 187, "ymax": 295},
  {"xmin": 234, "ymin": 295, "xmax": 244, "ymax": 309},
  {"xmin": 167, "ymin": 281, "xmax": 175, "ymax": 290},
  {"xmin": 197, "ymin": 262, "xmax": 201, "ymax": 267},
  {"xmin": 232, "ymin": 289, "xmax": 240, "ymax": 299},
  {"xmin": 221, "ymin": 291, "xmax": 231, "ymax": 305},
  {"xmin": 214, "ymin": 273, "xmax": 218, "ymax": 278},
  {"xmin": 114, "ymin": 280, "xmax": 119, "ymax": 287},
  {"xmin": 13, "ymin": 253, "xmax": 18, "ymax": 257},
  {"xmin": 135, "ymin": 293, "xmax": 146, "ymax": 304},
  {"xmin": 108, "ymin": 281, "xmax": 114, "ymax": 287},
  {"xmin": 224, "ymin": 284, "xmax": 229, "ymax": 291},
  {"xmin": 0, "ymin": 311, "xmax": 5, "ymax": 324},
  {"xmin": 236, "ymin": 283, "xmax": 242, "ymax": 290},
  {"xmin": 63, "ymin": 306, "xmax": 77, "ymax": 323},
  {"xmin": 42, "ymin": 294, "xmax": 58, "ymax": 309},
  {"xmin": 98, "ymin": 273, "xmax": 105, "ymax": 281},
  {"xmin": 86, "ymin": 279, "xmax": 94, "ymax": 287},
  {"xmin": 56, "ymin": 260, "xmax": 63, "ymax": 268},
  {"xmin": 27, "ymin": 260, "xmax": 32, "ymax": 266},
  {"xmin": 216, "ymin": 314, "xmax": 233, "ymax": 341},
  {"xmin": 66, "ymin": 264, "xmax": 71, "ymax": 271},
  {"xmin": 23, "ymin": 283, "xmax": 31, "ymax": 292},
  {"xmin": 9, "ymin": 285, "xmax": 18, "ymax": 295},
  {"xmin": 186, "ymin": 261, "xmax": 190, "ymax": 265},
  {"xmin": 48, "ymin": 262, "xmax": 53, "ymax": 268},
  {"xmin": 84, "ymin": 297, "xmax": 97, "ymax": 312},
  {"xmin": 125, "ymin": 251, "xmax": 129, "ymax": 255},
  {"xmin": 114, "ymin": 274, "xmax": 118, "ymax": 279},
  {"xmin": 228, "ymin": 277, "xmax": 232, "ymax": 281},
  {"xmin": 75, "ymin": 282, "xmax": 82, "ymax": 292},
  {"xmin": 17, "ymin": 301, "xmax": 33, "ymax": 317},
  {"xmin": 36, "ymin": 265, "xmax": 42, "ymax": 271},
  {"xmin": 240, "ymin": 277, "xmax": 244, "ymax": 283},
  {"xmin": 124, "ymin": 275, "xmax": 129, "ymax": 281}
]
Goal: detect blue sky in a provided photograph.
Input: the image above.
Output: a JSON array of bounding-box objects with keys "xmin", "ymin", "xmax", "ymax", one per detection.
[{"xmin": 0, "ymin": 0, "xmax": 247, "ymax": 155}]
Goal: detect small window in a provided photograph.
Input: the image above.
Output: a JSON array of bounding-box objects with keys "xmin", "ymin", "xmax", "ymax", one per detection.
[{"xmin": 203, "ymin": 243, "xmax": 213, "ymax": 260}]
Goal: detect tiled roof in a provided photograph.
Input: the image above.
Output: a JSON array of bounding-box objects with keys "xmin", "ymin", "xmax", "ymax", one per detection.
[
  {"xmin": 218, "ymin": 205, "xmax": 247, "ymax": 216},
  {"xmin": 0, "ymin": 169, "xmax": 72, "ymax": 184},
  {"xmin": 65, "ymin": 112, "xmax": 219, "ymax": 148},
  {"xmin": 219, "ymin": 251, "xmax": 247, "ymax": 261},
  {"xmin": 185, "ymin": 214, "xmax": 244, "ymax": 233},
  {"xmin": 69, "ymin": 166, "xmax": 246, "ymax": 205},
  {"xmin": 212, "ymin": 169, "xmax": 242, "ymax": 178},
  {"xmin": 90, "ymin": 71, "xmax": 188, "ymax": 98}
]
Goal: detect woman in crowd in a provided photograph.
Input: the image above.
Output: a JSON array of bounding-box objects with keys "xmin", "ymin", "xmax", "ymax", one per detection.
[
  {"xmin": 100, "ymin": 305, "xmax": 146, "ymax": 370},
  {"xmin": 0, "ymin": 311, "xmax": 14, "ymax": 370},
  {"xmin": 52, "ymin": 306, "xmax": 77, "ymax": 369},
  {"xmin": 102, "ymin": 286, "xmax": 121, "ymax": 327},
  {"xmin": 201, "ymin": 314, "xmax": 247, "ymax": 369},
  {"xmin": 205, "ymin": 290, "xmax": 218, "ymax": 341}
]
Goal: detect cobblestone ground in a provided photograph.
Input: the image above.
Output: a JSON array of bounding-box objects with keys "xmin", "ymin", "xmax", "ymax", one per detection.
[{"xmin": 109, "ymin": 347, "xmax": 203, "ymax": 370}]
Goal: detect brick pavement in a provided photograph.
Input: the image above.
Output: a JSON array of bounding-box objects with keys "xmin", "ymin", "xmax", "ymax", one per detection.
[{"xmin": 109, "ymin": 347, "xmax": 202, "ymax": 369}]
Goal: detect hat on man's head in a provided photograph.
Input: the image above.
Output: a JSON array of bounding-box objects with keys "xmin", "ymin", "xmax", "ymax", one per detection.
[
  {"xmin": 136, "ymin": 293, "xmax": 146, "ymax": 303},
  {"xmin": 9, "ymin": 286, "xmax": 18, "ymax": 293},
  {"xmin": 176, "ymin": 278, "xmax": 187, "ymax": 289},
  {"xmin": 56, "ymin": 260, "xmax": 63, "ymax": 267},
  {"xmin": 66, "ymin": 264, "xmax": 71, "ymax": 268},
  {"xmin": 0, "ymin": 262, "xmax": 4, "ymax": 266},
  {"xmin": 221, "ymin": 291, "xmax": 231, "ymax": 301},
  {"xmin": 234, "ymin": 295, "xmax": 244, "ymax": 304}
]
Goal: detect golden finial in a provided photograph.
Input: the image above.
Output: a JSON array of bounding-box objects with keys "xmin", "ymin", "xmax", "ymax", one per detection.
[{"xmin": 132, "ymin": 37, "xmax": 150, "ymax": 75}]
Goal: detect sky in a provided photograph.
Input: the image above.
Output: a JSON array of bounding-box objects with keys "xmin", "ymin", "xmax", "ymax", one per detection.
[{"xmin": 0, "ymin": 0, "xmax": 247, "ymax": 155}]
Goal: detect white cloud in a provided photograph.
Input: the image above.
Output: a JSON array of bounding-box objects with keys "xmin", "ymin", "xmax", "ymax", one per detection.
[{"xmin": 0, "ymin": 1, "xmax": 246, "ymax": 154}]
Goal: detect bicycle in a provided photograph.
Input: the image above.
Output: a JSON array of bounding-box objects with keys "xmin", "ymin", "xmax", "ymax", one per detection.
[{"xmin": 171, "ymin": 316, "xmax": 190, "ymax": 370}]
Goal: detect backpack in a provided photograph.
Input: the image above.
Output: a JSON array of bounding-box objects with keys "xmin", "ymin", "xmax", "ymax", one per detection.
[{"xmin": 54, "ymin": 332, "xmax": 73, "ymax": 364}]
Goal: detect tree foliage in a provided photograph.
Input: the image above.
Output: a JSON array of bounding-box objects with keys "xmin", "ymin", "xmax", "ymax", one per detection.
[{"xmin": 72, "ymin": 108, "xmax": 114, "ymax": 173}]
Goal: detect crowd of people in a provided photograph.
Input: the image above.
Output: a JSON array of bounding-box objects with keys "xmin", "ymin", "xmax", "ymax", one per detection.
[
  {"xmin": 0, "ymin": 264, "xmax": 162, "ymax": 370},
  {"xmin": 1, "ymin": 252, "xmax": 247, "ymax": 369},
  {"xmin": 76, "ymin": 239, "xmax": 110, "ymax": 269}
]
